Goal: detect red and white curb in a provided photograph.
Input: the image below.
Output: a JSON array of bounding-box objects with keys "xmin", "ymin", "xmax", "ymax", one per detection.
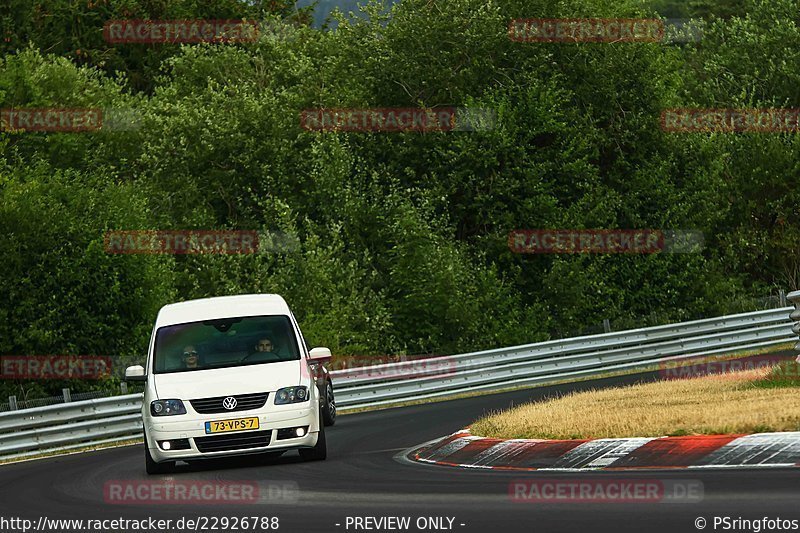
[{"xmin": 409, "ymin": 429, "xmax": 800, "ymax": 471}]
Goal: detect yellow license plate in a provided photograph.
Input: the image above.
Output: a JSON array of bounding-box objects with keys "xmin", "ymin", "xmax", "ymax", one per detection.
[{"xmin": 204, "ymin": 417, "xmax": 259, "ymax": 434}]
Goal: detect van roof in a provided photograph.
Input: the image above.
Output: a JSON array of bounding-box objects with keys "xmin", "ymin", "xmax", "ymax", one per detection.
[{"xmin": 155, "ymin": 294, "xmax": 291, "ymax": 327}]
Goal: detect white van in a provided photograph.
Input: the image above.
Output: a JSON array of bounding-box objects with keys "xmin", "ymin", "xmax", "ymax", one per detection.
[{"xmin": 125, "ymin": 294, "xmax": 335, "ymax": 474}]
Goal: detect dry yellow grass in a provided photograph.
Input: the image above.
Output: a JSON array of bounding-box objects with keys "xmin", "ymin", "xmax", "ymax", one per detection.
[{"xmin": 471, "ymin": 367, "xmax": 800, "ymax": 440}]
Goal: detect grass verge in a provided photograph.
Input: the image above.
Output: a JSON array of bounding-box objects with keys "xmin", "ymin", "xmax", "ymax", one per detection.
[{"xmin": 471, "ymin": 358, "xmax": 800, "ymax": 440}]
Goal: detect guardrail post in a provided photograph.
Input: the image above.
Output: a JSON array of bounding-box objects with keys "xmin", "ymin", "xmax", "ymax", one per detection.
[
  {"xmin": 120, "ymin": 382, "xmax": 128, "ymax": 395},
  {"xmin": 786, "ymin": 290, "xmax": 800, "ymax": 353},
  {"xmin": 62, "ymin": 388, "xmax": 71, "ymax": 403},
  {"xmin": 780, "ymin": 289, "xmax": 787, "ymax": 307},
  {"xmin": 8, "ymin": 396, "xmax": 17, "ymax": 411},
  {"xmin": 603, "ymin": 319, "xmax": 611, "ymax": 333}
]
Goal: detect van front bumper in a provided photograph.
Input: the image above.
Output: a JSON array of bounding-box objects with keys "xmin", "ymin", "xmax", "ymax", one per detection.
[{"xmin": 145, "ymin": 406, "xmax": 319, "ymax": 463}]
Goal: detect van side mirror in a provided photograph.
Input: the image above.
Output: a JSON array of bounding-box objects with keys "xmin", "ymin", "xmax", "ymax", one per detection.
[
  {"xmin": 308, "ymin": 347, "xmax": 332, "ymax": 364},
  {"xmin": 125, "ymin": 365, "xmax": 147, "ymax": 381}
]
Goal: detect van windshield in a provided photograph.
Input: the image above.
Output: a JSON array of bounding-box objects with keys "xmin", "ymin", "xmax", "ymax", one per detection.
[{"xmin": 153, "ymin": 315, "xmax": 300, "ymax": 374}]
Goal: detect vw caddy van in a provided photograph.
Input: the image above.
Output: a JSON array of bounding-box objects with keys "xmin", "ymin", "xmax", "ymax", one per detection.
[{"xmin": 125, "ymin": 294, "xmax": 335, "ymax": 474}]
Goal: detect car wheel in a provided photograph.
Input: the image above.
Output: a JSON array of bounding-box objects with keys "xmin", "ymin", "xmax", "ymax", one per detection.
[
  {"xmin": 144, "ymin": 434, "xmax": 176, "ymax": 475},
  {"xmin": 321, "ymin": 381, "xmax": 336, "ymax": 427},
  {"xmin": 299, "ymin": 422, "xmax": 327, "ymax": 461}
]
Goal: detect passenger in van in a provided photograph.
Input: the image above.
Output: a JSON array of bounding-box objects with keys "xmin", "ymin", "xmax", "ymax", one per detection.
[{"xmin": 181, "ymin": 345, "xmax": 200, "ymax": 369}]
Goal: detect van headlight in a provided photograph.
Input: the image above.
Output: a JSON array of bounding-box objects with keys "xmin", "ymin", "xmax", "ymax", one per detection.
[
  {"xmin": 150, "ymin": 399, "xmax": 187, "ymax": 416},
  {"xmin": 274, "ymin": 386, "xmax": 309, "ymax": 404}
]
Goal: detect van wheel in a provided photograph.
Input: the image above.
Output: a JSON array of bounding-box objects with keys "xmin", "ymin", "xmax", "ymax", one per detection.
[
  {"xmin": 299, "ymin": 424, "xmax": 327, "ymax": 461},
  {"xmin": 144, "ymin": 435, "xmax": 175, "ymax": 475},
  {"xmin": 321, "ymin": 382, "xmax": 336, "ymax": 427}
]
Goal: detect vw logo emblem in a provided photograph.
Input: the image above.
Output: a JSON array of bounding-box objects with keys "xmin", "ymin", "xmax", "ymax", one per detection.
[{"xmin": 222, "ymin": 396, "xmax": 237, "ymax": 410}]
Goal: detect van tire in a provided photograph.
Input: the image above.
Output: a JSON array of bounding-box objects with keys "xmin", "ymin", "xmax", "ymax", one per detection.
[
  {"xmin": 144, "ymin": 433, "xmax": 176, "ymax": 475},
  {"xmin": 321, "ymin": 382, "xmax": 336, "ymax": 427},
  {"xmin": 299, "ymin": 424, "xmax": 327, "ymax": 461}
]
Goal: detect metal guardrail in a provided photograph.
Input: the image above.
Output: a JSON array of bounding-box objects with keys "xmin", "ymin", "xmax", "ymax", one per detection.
[
  {"xmin": 332, "ymin": 307, "xmax": 795, "ymax": 408},
  {"xmin": 0, "ymin": 394, "xmax": 143, "ymax": 459},
  {"xmin": 0, "ymin": 306, "xmax": 795, "ymax": 460}
]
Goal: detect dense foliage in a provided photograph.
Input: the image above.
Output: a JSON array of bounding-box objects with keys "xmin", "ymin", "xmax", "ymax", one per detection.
[{"xmin": 1, "ymin": 0, "xmax": 798, "ymax": 398}]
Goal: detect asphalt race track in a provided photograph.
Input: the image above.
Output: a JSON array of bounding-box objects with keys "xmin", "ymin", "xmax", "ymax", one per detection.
[{"xmin": 1, "ymin": 366, "xmax": 799, "ymax": 533}]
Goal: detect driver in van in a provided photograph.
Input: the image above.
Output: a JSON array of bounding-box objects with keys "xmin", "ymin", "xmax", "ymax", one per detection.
[
  {"xmin": 255, "ymin": 337, "xmax": 276, "ymax": 354},
  {"xmin": 242, "ymin": 337, "xmax": 281, "ymax": 362}
]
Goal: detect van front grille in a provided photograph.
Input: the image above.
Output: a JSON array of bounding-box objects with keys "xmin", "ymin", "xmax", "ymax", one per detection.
[{"xmin": 189, "ymin": 392, "xmax": 269, "ymax": 414}]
